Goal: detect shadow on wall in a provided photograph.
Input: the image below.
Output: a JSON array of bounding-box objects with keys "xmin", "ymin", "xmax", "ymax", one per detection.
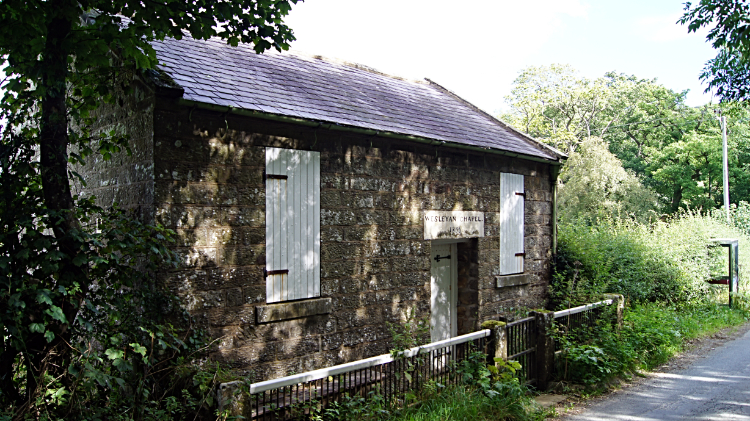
[{"xmin": 149, "ymin": 107, "xmax": 540, "ymax": 381}]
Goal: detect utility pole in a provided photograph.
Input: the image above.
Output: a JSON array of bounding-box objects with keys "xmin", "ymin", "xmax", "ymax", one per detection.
[{"xmin": 721, "ymin": 115, "xmax": 730, "ymax": 223}]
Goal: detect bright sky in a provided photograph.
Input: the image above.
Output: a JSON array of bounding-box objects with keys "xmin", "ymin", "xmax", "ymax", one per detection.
[{"xmin": 285, "ymin": 0, "xmax": 717, "ymax": 114}]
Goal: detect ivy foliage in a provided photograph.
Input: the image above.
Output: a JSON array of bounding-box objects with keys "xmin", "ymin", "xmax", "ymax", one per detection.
[{"xmin": 0, "ymin": 132, "xmax": 220, "ymax": 419}]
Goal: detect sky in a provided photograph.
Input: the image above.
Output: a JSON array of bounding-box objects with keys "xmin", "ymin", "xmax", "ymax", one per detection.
[{"xmin": 284, "ymin": 0, "xmax": 718, "ymax": 114}]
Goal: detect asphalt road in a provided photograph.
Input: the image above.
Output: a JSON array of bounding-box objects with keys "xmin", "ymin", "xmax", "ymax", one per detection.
[{"xmin": 564, "ymin": 327, "xmax": 750, "ymax": 421}]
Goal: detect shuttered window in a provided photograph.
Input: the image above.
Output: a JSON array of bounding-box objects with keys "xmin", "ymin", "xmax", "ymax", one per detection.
[
  {"xmin": 265, "ymin": 147, "xmax": 321, "ymax": 303},
  {"xmin": 499, "ymin": 173, "xmax": 524, "ymax": 275}
]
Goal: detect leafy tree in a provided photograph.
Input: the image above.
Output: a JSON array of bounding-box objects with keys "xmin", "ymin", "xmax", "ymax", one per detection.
[
  {"xmin": 649, "ymin": 130, "xmax": 723, "ymax": 212},
  {"xmin": 680, "ymin": 0, "xmax": 750, "ymax": 101},
  {"xmin": 642, "ymin": 103, "xmax": 750, "ymax": 212},
  {"xmin": 602, "ymin": 73, "xmax": 699, "ymax": 178},
  {"xmin": 503, "ymin": 64, "xmax": 619, "ymax": 154},
  {"xmin": 0, "ymin": 0, "xmax": 297, "ymax": 417},
  {"xmin": 503, "ymin": 64, "xmax": 750, "ymax": 214},
  {"xmin": 557, "ymin": 137, "xmax": 658, "ymax": 223}
]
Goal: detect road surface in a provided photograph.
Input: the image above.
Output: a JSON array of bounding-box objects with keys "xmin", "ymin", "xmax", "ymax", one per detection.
[{"xmin": 563, "ymin": 326, "xmax": 750, "ymax": 420}]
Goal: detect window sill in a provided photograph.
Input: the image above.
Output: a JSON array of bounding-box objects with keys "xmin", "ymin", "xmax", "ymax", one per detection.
[
  {"xmin": 496, "ymin": 274, "xmax": 530, "ymax": 288},
  {"xmin": 256, "ymin": 297, "xmax": 332, "ymax": 324}
]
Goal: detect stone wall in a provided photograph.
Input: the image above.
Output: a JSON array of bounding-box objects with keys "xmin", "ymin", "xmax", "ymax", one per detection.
[
  {"xmin": 456, "ymin": 239, "xmax": 479, "ymax": 335},
  {"xmin": 144, "ymin": 96, "xmax": 554, "ymax": 381},
  {"xmin": 73, "ymin": 80, "xmax": 156, "ymax": 221}
]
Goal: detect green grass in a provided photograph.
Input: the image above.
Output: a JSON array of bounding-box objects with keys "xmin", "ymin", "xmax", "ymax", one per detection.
[
  {"xmin": 313, "ymin": 371, "xmax": 546, "ymax": 421},
  {"xmin": 384, "ymin": 385, "xmax": 545, "ymax": 421},
  {"xmin": 626, "ymin": 300, "xmax": 749, "ymax": 369},
  {"xmin": 556, "ymin": 300, "xmax": 750, "ymax": 387}
]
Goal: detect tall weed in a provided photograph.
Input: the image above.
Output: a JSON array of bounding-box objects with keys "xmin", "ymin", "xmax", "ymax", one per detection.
[
  {"xmin": 556, "ymin": 301, "xmax": 749, "ymax": 386},
  {"xmin": 553, "ymin": 209, "xmax": 750, "ymax": 387},
  {"xmin": 553, "ymin": 211, "xmax": 750, "ymax": 306},
  {"xmin": 718, "ymin": 201, "xmax": 750, "ymax": 237}
]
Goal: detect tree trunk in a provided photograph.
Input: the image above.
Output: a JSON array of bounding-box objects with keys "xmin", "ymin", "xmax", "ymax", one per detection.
[
  {"xmin": 0, "ymin": 349, "xmax": 20, "ymax": 404},
  {"xmin": 671, "ymin": 186, "xmax": 683, "ymax": 213},
  {"xmin": 33, "ymin": 4, "xmax": 86, "ymax": 406},
  {"xmin": 40, "ymin": 12, "xmax": 76, "ymax": 240}
]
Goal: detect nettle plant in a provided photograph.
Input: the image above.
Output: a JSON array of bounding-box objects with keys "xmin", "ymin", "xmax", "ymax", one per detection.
[
  {"xmin": 386, "ymin": 306, "xmax": 431, "ymax": 356},
  {"xmin": 385, "ymin": 306, "xmax": 430, "ymax": 399}
]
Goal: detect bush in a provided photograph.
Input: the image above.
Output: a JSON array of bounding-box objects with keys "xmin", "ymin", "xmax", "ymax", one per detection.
[
  {"xmin": 0, "ymin": 201, "xmax": 223, "ymax": 420},
  {"xmin": 717, "ymin": 201, "xmax": 750, "ymax": 238},
  {"xmin": 555, "ymin": 301, "xmax": 749, "ymax": 386},
  {"xmin": 552, "ymin": 206, "xmax": 750, "ymax": 388},
  {"xmin": 552, "ymin": 211, "xmax": 750, "ymax": 307}
]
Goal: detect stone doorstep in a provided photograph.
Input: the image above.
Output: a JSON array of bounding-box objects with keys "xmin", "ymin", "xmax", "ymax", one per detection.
[
  {"xmin": 534, "ymin": 393, "xmax": 568, "ymax": 409},
  {"xmin": 255, "ymin": 297, "xmax": 332, "ymax": 324},
  {"xmin": 496, "ymin": 273, "xmax": 530, "ymax": 288}
]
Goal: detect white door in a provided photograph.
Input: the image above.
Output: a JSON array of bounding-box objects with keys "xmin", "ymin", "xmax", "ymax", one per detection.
[{"xmin": 430, "ymin": 243, "xmax": 457, "ymax": 343}]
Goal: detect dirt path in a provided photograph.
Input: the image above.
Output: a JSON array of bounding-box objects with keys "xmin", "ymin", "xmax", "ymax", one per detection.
[{"xmin": 550, "ymin": 321, "xmax": 750, "ymax": 420}]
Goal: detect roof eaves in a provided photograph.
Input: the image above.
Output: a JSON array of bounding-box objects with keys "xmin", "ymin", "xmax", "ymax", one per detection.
[{"xmin": 175, "ymin": 98, "xmax": 561, "ymax": 165}]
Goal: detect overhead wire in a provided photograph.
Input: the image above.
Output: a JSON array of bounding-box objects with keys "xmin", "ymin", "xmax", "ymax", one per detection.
[{"xmin": 607, "ymin": 114, "xmax": 709, "ymax": 129}]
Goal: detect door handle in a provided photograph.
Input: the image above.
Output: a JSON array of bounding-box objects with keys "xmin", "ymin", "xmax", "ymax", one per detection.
[{"xmin": 434, "ymin": 254, "xmax": 451, "ymax": 262}]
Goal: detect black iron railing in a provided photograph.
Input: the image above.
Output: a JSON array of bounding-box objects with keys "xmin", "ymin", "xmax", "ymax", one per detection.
[
  {"xmin": 226, "ymin": 330, "xmax": 490, "ymax": 420},
  {"xmin": 553, "ymin": 299, "xmax": 613, "ymax": 352},
  {"xmin": 505, "ymin": 316, "xmax": 537, "ymax": 383}
]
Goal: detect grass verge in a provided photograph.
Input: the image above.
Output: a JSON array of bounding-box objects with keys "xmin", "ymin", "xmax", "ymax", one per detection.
[
  {"xmin": 385, "ymin": 384, "xmax": 546, "ymax": 421},
  {"xmin": 555, "ymin": 299, "xmax": 750, "ymax": 388}
]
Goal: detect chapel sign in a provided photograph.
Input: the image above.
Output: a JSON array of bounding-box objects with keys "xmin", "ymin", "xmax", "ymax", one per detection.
[{"xmin": 423, "ymin": 211, "xmax": 485, "ymax": 240}]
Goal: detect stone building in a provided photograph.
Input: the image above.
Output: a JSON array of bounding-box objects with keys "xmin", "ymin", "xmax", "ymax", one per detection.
[{"xmin": 81, "ymin": 35, "xmax": 566, "ymax": 382}]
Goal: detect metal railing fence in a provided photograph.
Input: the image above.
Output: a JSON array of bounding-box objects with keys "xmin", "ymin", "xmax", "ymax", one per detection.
[
  {"xmin": 553, "ymin": 299, "xmax": 613, "ymax": 352},
  {"xmin": 505, "ymin": 316, "xmax": 537, "ymax": 383},
  {"xmin": 226, "ymin": 330, "xmax": 490, "ymax": 420},
  {"xmin": 217, "ymin": 296, "xmax": 624, "ymax": 418}
]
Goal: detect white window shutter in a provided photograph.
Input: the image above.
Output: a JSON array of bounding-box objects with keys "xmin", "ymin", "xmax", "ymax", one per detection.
[
  {"xmin": 500, "ymin": 173, "xmax": 524, "ymax": 275},
  {"xmin": 266, "ymin": 147, "xmax": 320, "ymax": 303}
]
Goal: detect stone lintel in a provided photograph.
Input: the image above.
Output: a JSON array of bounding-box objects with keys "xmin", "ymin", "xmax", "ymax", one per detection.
[
  {"xmin": 256, "ymin": 297, "xmax": 332, "ymax": 324},
  {"xmin": 496, "ymin": 274, "xmax": 530, "ymax": 288}
]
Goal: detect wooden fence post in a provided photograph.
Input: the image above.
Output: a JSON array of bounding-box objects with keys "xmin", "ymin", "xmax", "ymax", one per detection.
[
  {"xmin": 531, "ymin": 311, "xmax": 554, "ymax": 391},
  {"xmin": 480, "ymin": 320, "xmax": 507, "ymax": 365}
]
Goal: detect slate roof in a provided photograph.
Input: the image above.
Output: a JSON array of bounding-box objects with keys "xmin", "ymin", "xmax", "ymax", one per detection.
[{"xmin": 153, "ymin": 37, "xmax": 563, "ymax": 162}]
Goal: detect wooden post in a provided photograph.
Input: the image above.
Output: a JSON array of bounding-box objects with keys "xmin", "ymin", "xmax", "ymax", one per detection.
[{"xmin": 531, "ymin": 311, "xmax": 554, "ymax": 391}]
